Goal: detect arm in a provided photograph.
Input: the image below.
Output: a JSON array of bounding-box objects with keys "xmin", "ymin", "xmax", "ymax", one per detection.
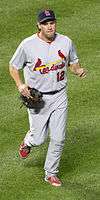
[
  {"xmin": 68, "ymin": 41, "xmax": 86, "ymax": 78},
  {"xmin": 9, "ymin": 66, "xmax": 30, "ymax": 97},
  {"xmin": 69, "ymin": 62, "xmax": 86, "ymax": 78}
]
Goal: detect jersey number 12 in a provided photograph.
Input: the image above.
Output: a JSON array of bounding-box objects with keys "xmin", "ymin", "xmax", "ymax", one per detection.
[{"xmin": 57, "ymin": 71, "xmax": 65, "ymax": 82}]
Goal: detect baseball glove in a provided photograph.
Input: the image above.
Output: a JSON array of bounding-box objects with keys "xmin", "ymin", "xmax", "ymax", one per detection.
[{"xmin": 20, "ymin": 87, "xmax": 43, "ymax": 109}]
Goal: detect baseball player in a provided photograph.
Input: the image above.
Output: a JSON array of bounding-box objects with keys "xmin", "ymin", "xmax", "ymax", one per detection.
[{"xmin": 9, "ymin": 9, "xmax": 86, "ymax": 187}]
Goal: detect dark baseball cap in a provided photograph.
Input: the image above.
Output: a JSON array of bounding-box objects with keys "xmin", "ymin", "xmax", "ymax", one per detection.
[{"xmin": 37, "ymin": 9, "xmax": 56, "ymax": 23}]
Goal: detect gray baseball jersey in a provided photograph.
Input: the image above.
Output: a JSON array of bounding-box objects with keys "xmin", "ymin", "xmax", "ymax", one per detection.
[{"xmin": 9, "ymin": 33, "xmax": 78, "ymax": 92}]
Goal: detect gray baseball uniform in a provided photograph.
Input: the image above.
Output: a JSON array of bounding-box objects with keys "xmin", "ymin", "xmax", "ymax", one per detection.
[{"xmin": 9, "ymin": 33, "xmax": 78, "ymax": 177}]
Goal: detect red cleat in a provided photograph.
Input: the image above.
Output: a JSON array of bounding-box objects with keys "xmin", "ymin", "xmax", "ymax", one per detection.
[
  {"xmin": 45, "ymin": 176, "xmax": 62, "ymax": 187},
  {"xmin": 19, "ymin": 142, "xmax": 31, "ymax": 159}
]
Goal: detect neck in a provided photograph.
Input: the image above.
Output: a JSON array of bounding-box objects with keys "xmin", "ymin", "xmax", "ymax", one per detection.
[{"xmin": 38, "ymin": 32, "xmax": 56, "ymax": 43}]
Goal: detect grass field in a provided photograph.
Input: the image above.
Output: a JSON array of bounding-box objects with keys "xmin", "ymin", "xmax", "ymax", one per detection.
[{"xmin": 0, "ymin": 0, "xmax": 100, "ymax": 200}]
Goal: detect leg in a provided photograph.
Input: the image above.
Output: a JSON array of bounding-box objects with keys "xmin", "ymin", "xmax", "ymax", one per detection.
[
  {"xmin": 24, "ymin": 108, "xmax": 50, "ymax": 146},
  {"xmin": 19, "ymin": 107, "xmax": 50, "ymax": 158},
  {"xmin": 44, "ymin": 105, "xmax": 67, "ymax": 177}
]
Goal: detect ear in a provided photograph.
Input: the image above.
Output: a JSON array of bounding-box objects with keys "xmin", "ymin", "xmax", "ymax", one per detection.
[{"xmin": 37, "ymin": 22, "xmax": 41, "ymax": 30}]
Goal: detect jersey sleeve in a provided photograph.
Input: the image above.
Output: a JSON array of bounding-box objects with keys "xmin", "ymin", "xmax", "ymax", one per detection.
[
  {"xmin": 69, "ymin": 41, "xmax": 79, "ymax": 65},
  {"xmin": 9, "ymin": 41, "xmax": 27, "ymax": 69}
]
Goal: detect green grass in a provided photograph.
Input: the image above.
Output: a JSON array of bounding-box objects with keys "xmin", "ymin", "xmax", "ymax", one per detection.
[{"xmin": 0, "ymin": 0, "xmax": 100, "ymax": 199}]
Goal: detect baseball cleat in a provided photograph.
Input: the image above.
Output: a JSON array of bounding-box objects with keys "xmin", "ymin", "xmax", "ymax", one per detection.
[
  {"xmin": 45, "ymin": 176, "xmax": 62, "ymax": 187},
  {"xmin": 19, "ymin": 142, "xmax": 31, "ymax": 159}
]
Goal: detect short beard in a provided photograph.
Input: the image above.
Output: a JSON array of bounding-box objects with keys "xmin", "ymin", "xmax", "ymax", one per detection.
[{"xmin": 45, "ymin": 32, "xmax": 56, "ymax": 41}]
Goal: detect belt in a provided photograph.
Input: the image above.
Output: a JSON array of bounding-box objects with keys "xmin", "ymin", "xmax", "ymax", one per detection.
[{"xmin": 42, "ymin": 86, "xmax": 66, "ymax": 95}]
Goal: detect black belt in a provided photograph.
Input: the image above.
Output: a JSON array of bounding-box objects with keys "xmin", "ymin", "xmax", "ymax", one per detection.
[{"xmin": 42, "ymin": 86, "xmax": 66, "ymax": 95}]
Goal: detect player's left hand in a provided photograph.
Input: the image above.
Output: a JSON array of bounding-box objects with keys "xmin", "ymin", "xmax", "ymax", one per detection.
[
  {"xmin": 69, "ymin": 63, "xmax": 87, "ymax": 78},
  {"xmin": 76, "ymin": 68, "xmax": 87, "ymax": 78}
]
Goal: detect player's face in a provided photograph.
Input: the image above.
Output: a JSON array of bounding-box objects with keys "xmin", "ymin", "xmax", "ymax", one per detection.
[{"xmin": 38, "ymin": 20, "xmax": 56, "ymax": 40}]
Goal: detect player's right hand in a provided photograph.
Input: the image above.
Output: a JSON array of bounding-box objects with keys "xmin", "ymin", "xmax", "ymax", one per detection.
[{"xmin": 18, "ymin": 84, "xmax": 30, "ymax": 97}]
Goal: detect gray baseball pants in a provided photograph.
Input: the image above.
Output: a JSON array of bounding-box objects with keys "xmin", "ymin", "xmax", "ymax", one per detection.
[{"xmin": 24, "ymin": 88, "xmax": 67, "ymax": 177}]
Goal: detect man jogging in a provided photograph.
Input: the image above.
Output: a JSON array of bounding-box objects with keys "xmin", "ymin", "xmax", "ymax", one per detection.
[{"xmin": 9, "ymin": 9, "xmax": 86, "ymax": 187}]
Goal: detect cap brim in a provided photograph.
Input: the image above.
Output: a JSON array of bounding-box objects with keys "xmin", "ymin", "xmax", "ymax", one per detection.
[{"xmin": 39, "ymin": 17, "xmax": 56, "ymax": 23}]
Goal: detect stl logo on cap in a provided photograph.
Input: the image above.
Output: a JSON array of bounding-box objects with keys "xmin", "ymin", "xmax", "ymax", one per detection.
[{"xmin": 44, "ymin": 10, "xmax": 51, "ymax": 16}]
